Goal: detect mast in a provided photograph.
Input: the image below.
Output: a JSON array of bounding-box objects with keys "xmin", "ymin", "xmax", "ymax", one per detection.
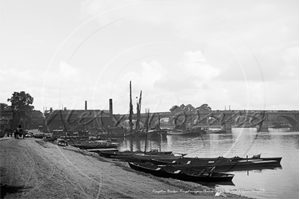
[
  {"xmin": 129, "ymin": 81, "xmax": 133, "ymax": 133},
  {"xmin": 144, "ymin": 109, "xmax": 150, "ymax": 153},
  {"xmin": 157, "ymin": 113, "xmax": 161, "ymax": 130},
  {"xmin": 136, "ymin": 90, "xmax": 142, "ymax": 131}
]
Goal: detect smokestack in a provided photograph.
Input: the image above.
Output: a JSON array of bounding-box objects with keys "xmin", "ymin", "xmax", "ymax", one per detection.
[
  {"xmin": 85, "ymin": 100, "xmax": 87, "ymax": 110},
  {"xmin": 109, "ymin": 99, "xmax": 113, "ymax": 127}
]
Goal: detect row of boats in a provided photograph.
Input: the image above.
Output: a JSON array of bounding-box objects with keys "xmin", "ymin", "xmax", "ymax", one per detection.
[
  {"xmin": 61, "ymin": 134, "xmax": 282, "ymax": 184},
  {"xmin": 54, "ymin": 130, "xmax": 281, "ymax": 184},
  {"xmin": 65, "ymin": 138, "xmax": 119, "ymax": 149},
  {"xmin": 105, "ymin": 125, "xmax": 225, "ymax": 137},
  {"xmin": 56, "ymin": 125, "xmax": 225, "ymax": 149},
  {"xmin": 97, "ymin": 150, "xmax": 282, "ymax": 183},
  {"xmin": 165, "ymin": 126, "xmax": 226, "ymax": 135}
]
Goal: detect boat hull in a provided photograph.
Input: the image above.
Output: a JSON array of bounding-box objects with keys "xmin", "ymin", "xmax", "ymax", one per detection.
[
  {"xmin": 149, "ymin": 156, "xmax": 282, "ymax": 172},
  {"xmin": 167, "ymin": 129, "xmax": 206, "ymax": 135},
  {"xmin": 133, "ymin": 153, "xmax": 182, "ymax": 161},
  {"xmin": 72, "ymin": 144, "xmax": 118, "ymax": 149},
  {"xmin": 70, "ymin": 140, "xmax": 119, "ymax": 149},
  {"xmin": 150, "ymin": 156, "xmax": 282, "ymax": 165},
  {"xmin": 128, "ymin": 162, "xmax": 234, "ymax": 182},
  {"xmin": 99, "ymin": 150, "xmax": 172, "ymax": 158}
]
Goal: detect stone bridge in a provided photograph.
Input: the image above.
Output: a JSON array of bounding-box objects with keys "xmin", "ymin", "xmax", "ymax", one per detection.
[{"xmin": 113, "ymin": 110, "xmax": 299, "ymax": 132}]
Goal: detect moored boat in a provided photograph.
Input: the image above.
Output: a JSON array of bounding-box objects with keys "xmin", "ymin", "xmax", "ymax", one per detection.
[
  {"xmin": 124, "ymin": 130, "xmax": 148, "ymax": 137},
  {"xmin": 132, "ymin": 153, "xmax": 184, "ymax": 161},
  {"xmin": 147, "ymin": 128, "xmax": 168, "ymax": 136},
  {"xmin": 71, "ymin": 140, "xmax": 119, "ymax": 149},
  {"xmin": 167, "ymin": 127, "xmax": 206, "ymax": 135},
  {"xmin": 99, "ymin": 149, "xmax": 173, "ymax": 159},
  {"xmin": 128, "ymin": 162, "xmax": 164, "ymax": 177},
  {"xmin": 128, "ymin": 162, "xmax": 234, "ymax": 182},
  {"xmin": 205, "ymin": 127, "xmax": 227, "ymax": 134},
  {"xmin": 163, "ymin": 165, "xmax": 234, "ymax": 182},
  {"xmin": 167, "ymin": 128, "xmax": 186, "ymax": 135},
  {"xmin": 149, "ymin": 154, "xmax": 282, "ymax": 172},
  {"xmin": 150, "ymin": 154, "xmax": 282, "ymax": 165}
]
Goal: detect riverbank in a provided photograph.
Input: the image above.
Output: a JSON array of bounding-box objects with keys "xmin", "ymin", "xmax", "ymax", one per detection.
[{"xmin": 0, "ymin": 136, "xmax": 251, "ymax": 199}]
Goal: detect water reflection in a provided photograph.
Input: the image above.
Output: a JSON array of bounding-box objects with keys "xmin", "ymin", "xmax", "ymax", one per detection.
[{"xmin": 118, "ymin": 129, "xmax": 298, "ymax": 199}]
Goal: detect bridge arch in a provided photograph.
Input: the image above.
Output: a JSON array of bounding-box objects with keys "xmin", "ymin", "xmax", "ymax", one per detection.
[{"xmin": 273, "ymin": 115, "xmax": 299, "ymax": 131}]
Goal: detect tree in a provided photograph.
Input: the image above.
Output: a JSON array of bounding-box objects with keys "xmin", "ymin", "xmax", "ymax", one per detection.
[
  {"xmin": 7, "ymin": 91, "xmax": 34, "ymax": 129},
  {"xmin": 196, "ymin": 104, "xmax": 212, "ymax": 112},
  {"xmin": 170, "ymin": 105, "xmax": 180, "ymax": 113}
]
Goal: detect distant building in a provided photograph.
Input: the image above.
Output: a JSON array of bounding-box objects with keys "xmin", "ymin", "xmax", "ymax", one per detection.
[
  {"xmin": 27, "ymin": 110, "xmax": 44, "ymax": 129},
  {"xmin": 43, "ymin": 109, "xmax": 111, "ymax": 133},
  {"xmin": 0, "ymin": 103, "xmax": 13, "ymax": 131}
]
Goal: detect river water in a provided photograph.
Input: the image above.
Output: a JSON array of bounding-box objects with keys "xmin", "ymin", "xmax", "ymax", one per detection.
[{"xmin": 118, "ymin": 128, "xmax": 299, "ymax": 199}]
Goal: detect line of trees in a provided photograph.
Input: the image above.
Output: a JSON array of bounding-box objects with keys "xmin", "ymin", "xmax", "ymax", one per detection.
[{"xmin": 169, "ymin": 103, "xmax": 212, "ymax": 115}]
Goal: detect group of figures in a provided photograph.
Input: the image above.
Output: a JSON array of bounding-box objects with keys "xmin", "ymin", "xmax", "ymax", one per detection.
[{"xmin": 4, "ymin": 124, "xmax": 26, "ymax": 139}]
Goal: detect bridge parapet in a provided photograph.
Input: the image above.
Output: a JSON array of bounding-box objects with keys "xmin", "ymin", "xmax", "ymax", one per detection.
[{"xmin": 113, "ymin": 110, "xmax": 298, "ymax": 132}]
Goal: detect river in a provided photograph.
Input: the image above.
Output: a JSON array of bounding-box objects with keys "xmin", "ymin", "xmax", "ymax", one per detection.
[{"xmin": 118, "ymin": 128, "xmax": 299, "ymax": 199}]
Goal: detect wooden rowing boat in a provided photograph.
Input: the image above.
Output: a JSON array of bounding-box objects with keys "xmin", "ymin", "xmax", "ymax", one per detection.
[
  {"xmin": 149, "ymin": 155, "xmax": 282, "ymax": 172},
  {"xmin": 99, "ymin": 150, "xmax": 173, "ymax": 158},
  {"xmin": 128, "ymin": 162, "xmax": 234, "ymax": 182},
  {"xmin": 71, "ymin": 140, "xmax": 119, "ymax": 149},
  {"xmin": 150, "ymin": 155, "xmax": 282, "ymax": 165}
]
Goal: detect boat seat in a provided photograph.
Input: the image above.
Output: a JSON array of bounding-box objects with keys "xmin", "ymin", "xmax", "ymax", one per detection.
[{"xmin": 174, "ymin": 170, "xmax": 181, "ymax": 174}]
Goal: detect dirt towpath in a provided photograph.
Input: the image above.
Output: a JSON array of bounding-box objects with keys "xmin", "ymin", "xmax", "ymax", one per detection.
[{"xmin": 0, "ymin": 138, "xmax": 250, "ymax": 199}]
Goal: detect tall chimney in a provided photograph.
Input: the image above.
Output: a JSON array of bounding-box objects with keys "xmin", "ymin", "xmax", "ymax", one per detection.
[
  {"xmin": 109, "ymin": 99, "xmax": 113, "ymax": 127},
  {"xmin": 85, "ymin": 100, "xmax": 87, "ymax": 110}
]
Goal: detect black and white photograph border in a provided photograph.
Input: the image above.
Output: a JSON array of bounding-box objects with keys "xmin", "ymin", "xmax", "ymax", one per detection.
[{"xmin": 0, "ymin": 1, "xmax": 299, "ymax": 199}]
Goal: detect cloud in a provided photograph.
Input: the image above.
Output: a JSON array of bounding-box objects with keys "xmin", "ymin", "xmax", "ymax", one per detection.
[
  {"xmin": 0, "ymin": 64, "xmax": 32, "ymax": 82},
  {"xmin": 217, "ymin": 46, "xmax": 299, "ymax": 82},
  {"xmin": 59, "ymin": 62, "xmax": 80, "ymax": 78},
  {"xmin": 45, "ymin": 62, "xmax": 80, "ymax": 88},
  {"xmin": 118, "ymin": 60, "xmax": 166, "ymax": 91},
  {"xmin": 0, "ymin": 64, "xmax": 38, "ymax": 95},
  {"xmin": 114, "ymin": 51, "xmax": 226, "ymax": 111},
  {"xmin": 280, "ymin": 47, "xmax": 299, "ymax": 79},
  {"xmin": 0, "ymin": 64, "xmax": 47, "ymax": 109},
  {"xmin": 155, "ymin": 51, "xmax": 220, "ymax": 92},
  {"xmin": 183, "ymin": 51, "xmax": 220, "ymax": 80},
  {"xmin": 40, "ymin": 62, "xmax": 91, "ymax": 109},
  {"xmin": 265, "ymin": 79, "xmax": 299, "ymax": 110}
]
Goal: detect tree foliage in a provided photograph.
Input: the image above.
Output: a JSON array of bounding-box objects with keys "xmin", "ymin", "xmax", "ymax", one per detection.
[
  {"xmin": 7, "ymin": 91, "xmax": 34, "ymax": 127},
  {"xmin": 170, "ymin": 105, "xmax": 180, "ymax": 112},
  {"xmin": 196, "ymin": 104, "xmax": 212, "ymax": 112},
  {"xmin": 170, "ymin": 103, "xmax": 212, "ymax": 114}
]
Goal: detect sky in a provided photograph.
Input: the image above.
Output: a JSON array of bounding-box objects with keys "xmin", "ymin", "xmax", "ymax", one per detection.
[{"xmin": 1, "ymin": 0, "xmax": 299, "ymax": 114}]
